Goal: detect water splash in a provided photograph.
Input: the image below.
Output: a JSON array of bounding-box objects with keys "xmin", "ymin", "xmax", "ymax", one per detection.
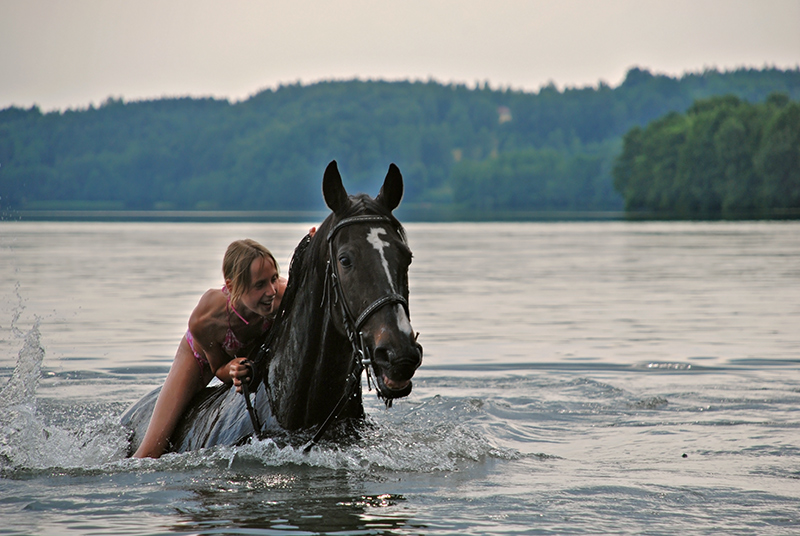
[
  {"xmin": 0, "ymin": 315, "xmax": 130, "ymax": 472},
  {"xmin": 0, "ymin": 316, "xmax": 46, "ymax": 468}
]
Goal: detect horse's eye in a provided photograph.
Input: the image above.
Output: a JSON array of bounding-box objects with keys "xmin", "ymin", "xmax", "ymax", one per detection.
[{"xmin": 338, "ymin": 255, "xmax": 352, "ymax": 268}]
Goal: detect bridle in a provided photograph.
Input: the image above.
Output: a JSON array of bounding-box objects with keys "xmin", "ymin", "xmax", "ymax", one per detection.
[
  {"xmin": 302, "ymin": 214, "xmax": 410, "ymax": 451},
  {"xmin": 241, "ymin": 214, "xmax": 412, "ymax": 451},
  {"xmin": 323, "ymin": 214, "xmax": 409, "ymax": 392}
]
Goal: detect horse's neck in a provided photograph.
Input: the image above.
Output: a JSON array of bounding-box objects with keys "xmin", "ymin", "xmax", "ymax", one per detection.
[{"xmin": 267, "ymin": 264, "xmax": 357, "ymax": 430}]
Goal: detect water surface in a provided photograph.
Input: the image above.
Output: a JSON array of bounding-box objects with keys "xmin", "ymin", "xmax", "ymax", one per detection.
[{"xmin": 2, "ymin": 221, "xmax": 799, "ymax": 535}]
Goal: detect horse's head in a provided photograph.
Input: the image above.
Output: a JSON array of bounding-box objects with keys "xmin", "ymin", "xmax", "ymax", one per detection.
[{"xmin": 320, "ymin": 160, "xmax": 423, "ymax": 403}]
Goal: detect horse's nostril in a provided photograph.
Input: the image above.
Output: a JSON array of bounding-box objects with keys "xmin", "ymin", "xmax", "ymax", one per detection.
[
  {"xmin": 372, "ymin": 343, "xmax": 421, "ymax": 380},
  {"xmin": 372, "ymin": 346, "xmax": 390, "ymax": 364}
]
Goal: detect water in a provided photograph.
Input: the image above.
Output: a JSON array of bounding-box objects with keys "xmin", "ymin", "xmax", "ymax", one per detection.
[{"xmin": 1, "ymin": 220, "xmax": 799, "ymax": 535}]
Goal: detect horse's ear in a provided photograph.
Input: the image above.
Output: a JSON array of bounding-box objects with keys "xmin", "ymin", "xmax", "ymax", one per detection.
[
  {"xmin": 377, "ymin": 163, "xmax": 403, "ymax": 212},
  {"xmin": 323, "ymin": 160, "xmax": 349, "ymax": 214}
]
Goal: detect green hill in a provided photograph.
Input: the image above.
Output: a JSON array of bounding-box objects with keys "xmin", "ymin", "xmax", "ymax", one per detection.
[{"xmin": 1, "ymin": 66, "xmax": 798, "ymax": 218}]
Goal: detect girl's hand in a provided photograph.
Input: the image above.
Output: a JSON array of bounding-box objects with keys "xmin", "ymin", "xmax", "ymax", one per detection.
[{"xmin": 229, "ymin": 357, "xmax": 253, "ymax": 393}]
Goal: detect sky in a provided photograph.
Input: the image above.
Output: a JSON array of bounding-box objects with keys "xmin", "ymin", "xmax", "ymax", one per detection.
[{"xmin": 1, "ymin": 0, "xmax": 799, "ymax": 112}]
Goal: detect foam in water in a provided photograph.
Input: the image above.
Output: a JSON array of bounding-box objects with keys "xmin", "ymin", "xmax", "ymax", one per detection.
[{"xmin": 120, "ymin": 395, "xmax": 519, "ymax": 475}]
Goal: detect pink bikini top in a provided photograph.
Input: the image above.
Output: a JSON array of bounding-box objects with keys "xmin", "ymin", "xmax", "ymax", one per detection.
[
  {"xmin": 222, "ymin": 286, "xmax": 248, "ymax": 353},
  {"xmin": 221, "ymin": 286, "xmax": 271, "ymax": 354},
  {"xmin": 185, "ymin": 287, "xmax": 272, "ymax": 369}
]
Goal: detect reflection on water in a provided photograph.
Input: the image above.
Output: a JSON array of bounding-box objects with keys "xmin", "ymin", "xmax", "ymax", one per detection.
[
  {"xmin": 178, "ymin": 466, "xmax": 415, "ymax": 535},
  {"xmin": 1, "ymin": 221, "xmax": 800, "ymax": 535}
]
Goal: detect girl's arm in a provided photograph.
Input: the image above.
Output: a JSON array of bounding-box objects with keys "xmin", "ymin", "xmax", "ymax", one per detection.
[{"xmin": 188, "ymin": 290, "xmax": 248, "ymax": 387}]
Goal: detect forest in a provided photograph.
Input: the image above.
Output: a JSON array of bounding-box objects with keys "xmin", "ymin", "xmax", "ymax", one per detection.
[
  {"xmin": 1, "ymin": 66, "xmax": 798, "ymax": 218},
  {"xmin": 613, "ymin": 94, "xmax": 800, "ymax": 217}
]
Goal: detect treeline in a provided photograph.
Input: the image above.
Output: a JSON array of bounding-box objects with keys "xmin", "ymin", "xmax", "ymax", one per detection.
[
  {"xmin": 1, "ymin": 67, "xmax": 798, "ymax": 216},
  {"xmin": 452, "ymin": 143, "xmax": 620, "ymax": 211},
  {"xmin": 613, "ymin": 94, "xmax": 800, "ymax": 216}
]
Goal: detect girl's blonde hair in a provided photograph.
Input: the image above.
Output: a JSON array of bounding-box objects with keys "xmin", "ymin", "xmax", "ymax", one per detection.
[{"xmin": 222, "ymin": 239, "xmax": 279, "ymax": 304}]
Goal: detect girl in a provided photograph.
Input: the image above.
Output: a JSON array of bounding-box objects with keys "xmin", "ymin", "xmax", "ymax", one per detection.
[{"xmin": 133, "ymin": 238, "xmax": 285, "ymax": 458}]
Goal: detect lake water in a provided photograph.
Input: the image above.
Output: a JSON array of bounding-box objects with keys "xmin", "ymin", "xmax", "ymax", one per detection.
[{"xmin": 1, "ymin": 220, "xmax": 799, "ymax": 535}]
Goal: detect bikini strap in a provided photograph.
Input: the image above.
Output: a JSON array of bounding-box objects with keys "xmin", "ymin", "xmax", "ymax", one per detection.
[{"xmin": 222, "ymin": 285, "xmax": 249, "ymax": 325}]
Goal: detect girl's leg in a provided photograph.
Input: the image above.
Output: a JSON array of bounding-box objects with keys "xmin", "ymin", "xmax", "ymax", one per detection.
[{"xmin": 133, "ymin": 339, "xmax": 210, "ymax": 458}]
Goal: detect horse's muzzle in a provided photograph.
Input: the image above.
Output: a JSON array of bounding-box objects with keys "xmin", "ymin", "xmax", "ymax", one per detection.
[{"xmin": 370, "ymin": 341, "xmax": 423, "ymax": 400}]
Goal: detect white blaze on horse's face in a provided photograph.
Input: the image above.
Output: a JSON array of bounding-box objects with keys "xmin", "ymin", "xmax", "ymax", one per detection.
[
  {"xmin": 367, "ymin": 227, "xmax": 395, "ymax": 293},
  {"xmin": 366, "ymin": 226, "xmax": 414, "ymax": 334}
]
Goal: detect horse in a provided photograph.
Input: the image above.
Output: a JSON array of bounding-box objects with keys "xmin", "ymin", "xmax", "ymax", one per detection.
[{"xmin": 121, "ymin": 161, "xmax": 423, "ymax": 454}]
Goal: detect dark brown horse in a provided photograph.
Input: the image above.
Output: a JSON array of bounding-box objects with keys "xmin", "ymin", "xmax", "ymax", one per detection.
[{"xmin": 122, "ymin": 161, "xmax": 423, "ymax": 453}]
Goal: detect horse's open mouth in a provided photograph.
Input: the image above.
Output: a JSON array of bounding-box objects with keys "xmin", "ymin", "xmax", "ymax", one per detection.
[{"xmin": 374, "ymin": 371, "xmax": 413, "ymax": 399}]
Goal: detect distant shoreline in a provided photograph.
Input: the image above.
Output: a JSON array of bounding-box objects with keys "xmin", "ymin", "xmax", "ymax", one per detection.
[
  {"xmin": 4, "ymin": 208, "xmax": 799, "ymax": 223},
  {"xmin": 4, "ymin": 209, "xmax": 329, "ymax": 223}
]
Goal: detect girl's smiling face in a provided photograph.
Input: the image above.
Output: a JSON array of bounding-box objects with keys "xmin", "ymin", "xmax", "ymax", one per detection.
[{"xmin": 239, "ymin": 256, "xmax": 279, "ymax": 317}]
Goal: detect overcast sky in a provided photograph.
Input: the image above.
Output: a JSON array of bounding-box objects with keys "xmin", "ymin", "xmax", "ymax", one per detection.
[{"xmin": 2, "ymin": 0, "xmax": 798, "ymax": 111}]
